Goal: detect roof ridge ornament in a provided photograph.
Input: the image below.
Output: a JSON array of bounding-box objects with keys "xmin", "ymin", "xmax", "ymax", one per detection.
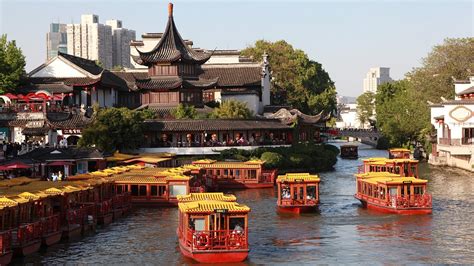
[{"xmin": 168, "ymin": 2, "xmax": 174, "ymax": 17}]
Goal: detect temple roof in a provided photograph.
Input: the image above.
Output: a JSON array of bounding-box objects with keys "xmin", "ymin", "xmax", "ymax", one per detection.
[
  {"xmin": 133, "ymin": 3, "xmax": 211, "ymax": 65},
  {"xmin": 199, "ymin": 64, "xmax": 261, "ymax": 87},
  {"xmin": 144, "ymin": 119, "xmax": 291, "ymax": 132},
  {"xmin": 133, "ymin": 76, "xmax": 218, "ymax": 91}
]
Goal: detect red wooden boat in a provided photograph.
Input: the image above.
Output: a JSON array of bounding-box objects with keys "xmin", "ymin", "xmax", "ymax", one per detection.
[
  {"xmin": 358, "ymin": 158, "xmax": 419, "ymax": 178},
  {"xmin": 192, "ymin": 159, "xmax": 277, "ymax": 190},
  {"xmin": 276, "ymin": 173, "xmax": 320, "ymax": 214},
  {"xmin": 177, "ymin": 193, "xmax": 250, "ymax": 263},
  {"xmin": 8, "ymin": 196, "xmax": 42, "ymax": 256},
  {"xmin": 0, "ymin": 198, "xmax": 17, "ymax": 265},
  {"xmin": 354, "ymin": 172, "xmax": 432, "ymax": 215}
]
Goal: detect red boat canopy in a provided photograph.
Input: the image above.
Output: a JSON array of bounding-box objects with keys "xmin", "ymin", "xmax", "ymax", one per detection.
[{"xmin": 0, "ymin": 162, "xmax": 33, "ymax": 169}]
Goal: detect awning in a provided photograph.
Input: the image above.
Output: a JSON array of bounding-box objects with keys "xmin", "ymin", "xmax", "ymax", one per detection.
[
  {"xmin": 47, "ymin": 161, "xmax": 74, "ymax": 166},
  {"xmin": 0, "ymin": 161, "xmax": 33, "ymax": 170}
]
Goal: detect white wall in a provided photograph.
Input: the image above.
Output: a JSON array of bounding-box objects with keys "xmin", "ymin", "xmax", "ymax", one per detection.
[{"xmin": 30, "ymin": 58, "xmax": 87, "ymax": 78}]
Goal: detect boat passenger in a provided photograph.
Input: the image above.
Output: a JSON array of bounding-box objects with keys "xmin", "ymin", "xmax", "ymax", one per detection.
[{"xmin": 233, "ymin": 224, "xmax": 243, "ymax": 234}]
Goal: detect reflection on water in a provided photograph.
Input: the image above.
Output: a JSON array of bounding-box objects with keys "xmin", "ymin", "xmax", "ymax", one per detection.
[{"xmin": 17, "ymin": 144, "xmax": 474, "ymax": 264}]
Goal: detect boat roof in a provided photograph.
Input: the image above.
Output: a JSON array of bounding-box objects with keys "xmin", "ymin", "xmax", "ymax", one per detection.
[
  {"xmin": 363, "ymin": 158, "xmax": 418, "ymax": 164},
  {"xmin": 277, "ymin": 173, "xmax": 320, "ymax": 183},
  {"xmin": 192, "ymin": 159, "xmax": 264, "ymax": 169},
  {"xmin": 0, "ymin": 197, "xmax": 18, "ymax": 209},
  {"xmin": 177, "ymin": 192, "xmax": 236, "ymax": 202},
  {"xmin": 356, "ymin": 172, "xmax": 427, "ymax": 185},
  {"xmin": 389, "ymin": 148, "xmax": 410, "ymax": 152},
  {"xmin": 178, "ymin": 200, "xmax": 250, "ymax": 214}
]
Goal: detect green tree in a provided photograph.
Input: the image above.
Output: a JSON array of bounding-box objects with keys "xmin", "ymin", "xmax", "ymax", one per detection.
[
  {"xmin": 407, "ymin": 38, "xmax": 474, "ymax": 102},
  {"xmin": 210, "ymin": 100, "xmax": 253, "ymax": 119},
  {"xmin": 356, "ymin": 92, "xmax": 375, "ymax": 128},
  {"xmin": 376, "ymin": 81, "xmax": 430, "ymax": 147},
  {"xmin": 241, "ymin": 40, "xmax": 336, "ymax": 114},
  {"xmin": 0, "ymin": 34, "xmax": 26, "ymax": 93},
  {"xmin": 171, "ymin": 103, "xmax": 197, "ymax": 119},
  {"xmin": 78, "ymin": 108, "xmax": 153, "ymax": 152}
]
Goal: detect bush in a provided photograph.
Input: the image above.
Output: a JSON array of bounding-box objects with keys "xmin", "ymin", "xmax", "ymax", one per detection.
[
  {"xmin": 260, "ymin": 152, "xmax": 284, "ymax": 169},
  {"xmin": 376, "ymin": 136, "xmax": 390, "ymax": 150}
]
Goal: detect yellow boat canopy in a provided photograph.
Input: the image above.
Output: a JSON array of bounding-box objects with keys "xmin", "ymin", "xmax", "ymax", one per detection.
[
  {"xmin": 177, "ymin": 193, "xmax": 236, "ymax": 203},
  {"xmin": 277, "ymin": 173, "xmax": 320, "ymax": 183},
  {"xmin": 356, "ymin": 172, "xmax": 427, "ymax": 185},
  {"xmin": 179, "ymin": 200, "xmax": 250, "ymax": 214},
  {"xmin": 0, "ymin": 197, "xmax": 18, "ymax": 209}
]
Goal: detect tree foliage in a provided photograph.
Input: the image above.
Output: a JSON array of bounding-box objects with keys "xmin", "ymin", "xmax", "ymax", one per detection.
[
  {"xmin": 356, "ymin": 92, "xmax": 375, "ymax": 128},
  {"xmin": 374, "ymin": 38, "xmax": 473, "ymax": 148},
  {"xmin": 241, "ymin": 40, "xmax": 336, "ymax": 115},
  {"xmin": 78, "ymin": 108, "xmax": 154, "ymax": 152},
  {"xmin": 171, "ymin": 103, "xmax": 197, "ymax": 119},
  {"xmin": 0, "ymin": 34, "xmax": 26, "ymax": 93},
  {"xmin": 210, "ymin": 100, "xmax": 253, "ymax": 119},
  {"xmin": 376, "ymin": 80, "xmax": 431, "ymax": 147}
]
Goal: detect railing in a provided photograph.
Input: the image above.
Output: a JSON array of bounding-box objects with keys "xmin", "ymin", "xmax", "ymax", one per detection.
[
  {"xmin": 187, "ymin": 229, "xmax": 248, "ymax": 251},
  {"xmin": 112, "ymin": 192, "xmax": 131, "ymax": 209},
  {"xmin": 393, "ymin": 194, "xmax": 432, "ymax": 209},
  {"xmin": 280, "ymin": 198, "xmax": 318, "ymax": 206},
  {"xmin": 66, "ymin": 208, "xmax": 84, "ymax": 226},
  {"xmin": 41, "ymin": 214, "xmax": 60, "ymax": 235},
  {"xmin": 150, "ymin": 139, "xmax": 292, "ymax": 148},
  {"xmin": 358, "ymin": 193, "xmax": 432, "ymax": 209},
  {"xmin": 97, "ymin": 199, "xmax": 112, "ymax": 216},
  {"xmin": 462, "ymin": 138, "xmax": 474, "ymax": 145},
  {"xmin": 11, "ymin": 221, "xmax": 42, "ymax": 247},
  {"xmin": 0, "ymin": 230, "xmax": 12, "ymax": 255}
]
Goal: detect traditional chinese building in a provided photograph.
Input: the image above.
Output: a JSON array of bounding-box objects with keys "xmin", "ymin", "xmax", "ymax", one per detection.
[{"xmin": 429, "ymin": 76, "xmax": 474, "ymax": 172}]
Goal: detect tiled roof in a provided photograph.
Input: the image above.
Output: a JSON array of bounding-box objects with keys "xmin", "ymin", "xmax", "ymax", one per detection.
[
  {"xmin": 200, "ymin": 64, "xmax": 261, "ymax": 87},
  {"xmin": 144, "ymin": 119, "xmax": 291, "ymax": 132},
  {"xmin": 134, "ymin": 76, "xmax": 218, "ymax": 91},
  {"xmin": 46, "ymin": 113, "xmax": 94, "ymax": 129},
  {"xmin": 17, "ymin": 82, "xmax": 73, "ymax": 94},
  {"xmin": 134, "ymin": 4, "xmax": 211, "ymax": 65},
  {"xmin": 15, "ymin": 147, "xmax": 104, "ymax": 162},
  {"xmin": 28, "ymin": 77, "xmax": 101, "ymax": 86},
  {"xmin": 22, "ymin": 127, "xmax": 50, "ymax": 135}
]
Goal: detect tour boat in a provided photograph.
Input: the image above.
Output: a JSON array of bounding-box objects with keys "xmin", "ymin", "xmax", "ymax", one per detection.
[
  {"xmin": 354, "ymin": 172, "xmax": 432, "ymax": 215},
  {"xmin": 0, "ymin": 198, "xmax": 17, "ymax": 265},
  {"xmin": 340, "ymin": 144, "xmax": 358, "ymax": 159},
  {"xmin": 358, "ymin": 158, "xmax": 419, "ymax": 178},
  {"xmin": 276, "ymin": 173, "xmax": 320, "ymax": 213},
  {"xmin": 192, "ymin": 159, "xmax": 277, "ymax": 190},
  {"xmin": 388, "ymin": 148, "xmax": 411, "ymax": 159},
  {"xmin": 177, "ymin": 193, "xmax": 250, "ymax": 263}
]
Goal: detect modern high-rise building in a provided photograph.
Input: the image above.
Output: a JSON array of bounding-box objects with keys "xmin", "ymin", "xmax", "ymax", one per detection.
[
  {"xmin": 66, "ymin": 14, "xmax": 113, "ymax": 69},
  {"xmin": 363, "ymin": 67, "xmax": 392, "ymax": 93},
  {"xmin": 46, "ymin": 23, "xmax": 67, "ymax": 61},
  {"xmin": 106, "ymin": 20, "xmax": 136, "ymax": 69}
]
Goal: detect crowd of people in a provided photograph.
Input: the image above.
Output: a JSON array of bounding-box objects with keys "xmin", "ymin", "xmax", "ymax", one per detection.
[{"xmin": 154, "ymin": 132, "xmax": 290, "ymax": 148}]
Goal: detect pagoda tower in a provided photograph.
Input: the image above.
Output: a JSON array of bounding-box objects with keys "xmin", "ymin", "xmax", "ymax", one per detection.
[{"xmin": 133, "ymin": 3, "xmax": 217, "ymax": 108}]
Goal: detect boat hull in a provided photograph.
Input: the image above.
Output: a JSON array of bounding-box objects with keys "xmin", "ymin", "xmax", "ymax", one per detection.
[
  {"xmin": 277, "ymin": 205, "xmax": 318, "ymax": 214},
  {"xmin": 98, "ymin": 213, "xmax": 113, "ymax": 226},
  {"xmin": 42, "ymin": 231, "xmax": 62, "ymax": 246},
  {"xmin": 356, "ymin": 196, "xmax": 432, "ymax": 215},
  {"xmin": 0, "ymin": 252, "xmax": 13, "ymax": 265},
  {"xmin": 62, "ymin": 224, "xmax": 82, "ymax": 240},
  {"xmin": 179, "ymin": 240, "xmax": 248, "ymax": 263},
  {"xmin": 13, "ymin": 240, "xmax": 41, "ymax": 256}
]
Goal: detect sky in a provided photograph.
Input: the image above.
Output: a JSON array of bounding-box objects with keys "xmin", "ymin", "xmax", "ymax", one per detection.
[{"xmin": 0, "ymin": 0, "xmax": 473, "ymax": 97}]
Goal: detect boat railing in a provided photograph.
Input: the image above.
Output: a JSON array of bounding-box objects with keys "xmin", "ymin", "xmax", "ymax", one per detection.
[
  {"xmin": 280, "ymin": 198, "xmax": 318, "ymax": 206},
  {"xmin": 0, "ymin": 230, "xmax": 12, "ymax": 255},
  {"xmin": 66, "ymin": 208, "xmax": 84, "ymax": 226},
  {"xmin": 11, "ymin": 221, "xmax": 42, "ymax": 246},
  {"xmin": 188, "ymin": 229, "xmax": 248, "ymax": 251},
  {"xmin": 393, "ymin": 194, "xmax": 432, "ymax": 209},
  {"xmin": 97, "ymin": 199, "xmax": 113, "ymax": 217},
  {"xmin": 41, "ymin": 214, "xmax": 60, "ymax": 235}
]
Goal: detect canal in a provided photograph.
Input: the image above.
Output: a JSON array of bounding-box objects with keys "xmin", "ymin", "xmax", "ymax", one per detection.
[{"xmin": 17, "ymin": 145, "xmax": 474, "ymax": 264}]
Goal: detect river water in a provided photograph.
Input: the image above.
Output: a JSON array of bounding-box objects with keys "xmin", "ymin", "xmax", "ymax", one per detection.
[{"xmin": 17, "ymin": 145, "xmax": 474, "ymax": 264}]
